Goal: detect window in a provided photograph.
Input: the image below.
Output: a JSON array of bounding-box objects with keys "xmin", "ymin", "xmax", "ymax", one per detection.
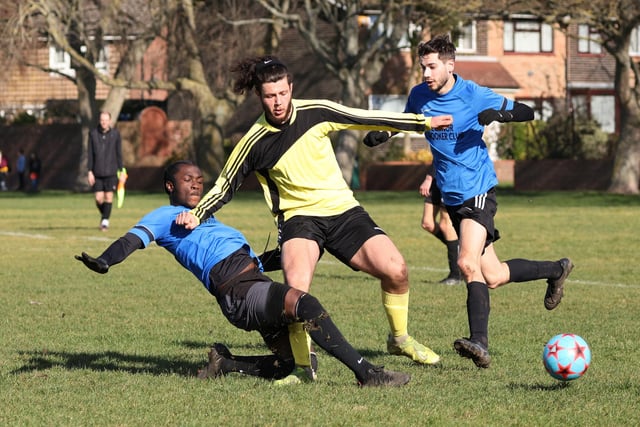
[
  {"xmin": 518, "ymin": 98, "xmax": 554, "ymax": 121},
  {"xmin": 48, "ymin": 46, "xmax": 75, "ymax": 77},
  {"xmin": 577, "ymin": 25, "xmax": 602, "ymax": 54},
  {"xmin": 572, "ymin": 94, "xmax": 615, "ymax": 133},
  {"xmin": 456, "ymin": 21, "xmax": 476, "ymax": 53},
  {"xmin": 368, "ymin": 94, "xmax": 408, "ymax": 113},
  {"xmin": 503, "ymin": 17, "xmax": 553, "ymax": 53},
  {"xmin": 631, "ymin": 25, "xmax": 640, "ymax": 56},
  {"xmin": 95, "ymin": 47, "xmax": 109, "ymax": 75}
]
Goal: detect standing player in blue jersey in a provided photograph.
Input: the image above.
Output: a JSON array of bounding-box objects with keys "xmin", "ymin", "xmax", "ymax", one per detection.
[
  {"xmin": 75, "ymin": 160, "xmax": 410, "ymax": 387},
  {"xmin": 364, "ymin": 35, "xmax": 573, "ymax": 368}
]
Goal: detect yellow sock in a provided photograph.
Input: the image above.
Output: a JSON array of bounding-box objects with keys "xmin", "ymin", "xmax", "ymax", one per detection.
[
  {"xmin": 288, "ymin": 322, "xmax": 311, "ymax": 367},
  {"xmin": 382, "ymin": 290, "xmax": 409, "ymax": 338}
]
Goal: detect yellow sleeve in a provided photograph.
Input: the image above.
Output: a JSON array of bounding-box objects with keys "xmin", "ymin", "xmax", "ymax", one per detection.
[{"xmin": 424, "ymin": 116, "xmax": 432, "ymax": 130}]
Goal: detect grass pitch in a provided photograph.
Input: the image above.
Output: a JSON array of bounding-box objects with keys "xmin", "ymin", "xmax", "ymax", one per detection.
[{"xmin": 1, "ymin": 188, "xmax": 639, "ymax": 426}]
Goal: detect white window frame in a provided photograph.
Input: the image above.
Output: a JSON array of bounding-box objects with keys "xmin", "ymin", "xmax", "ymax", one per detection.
[
  {"xmin": 577, "ymin": 24, "xmax": 602, "ymax": 54},
  {"xmin": 503, "ymin": 16, "xmax": 554, "ymax": 53},
  {"xmin": 630, "ymin": 25, "xmax": 640, "ymax": 56},
  {"xmin": 48, "ymin": 46, "xmax": 75, "ymax": 77},
  {"xmin": 95, "ymin": 47, "xmax": 109, "ymax": 75},
  {"xmin": 571, "ymin": 94, "xmax": 616, "ymax": 134},
  {"xmin": 456, "ymin": 21, "xmax": 477, "ymax": 53}
]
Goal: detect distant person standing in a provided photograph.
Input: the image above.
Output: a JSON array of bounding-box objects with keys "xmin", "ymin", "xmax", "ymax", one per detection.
[
  {"xmin": 87, "ymin": 111, "xmax": 124, "ymax": 231},
  {"xmin": 16, "ymin": 149, "xmax": 26, "ymax": 191},
  {"xmin": 28, "ymin": 152, "xmax": 41, "ymax": 192},
  {"xmin": 419, "ymin": 170, "xmax": 462, "ymax": 285}
]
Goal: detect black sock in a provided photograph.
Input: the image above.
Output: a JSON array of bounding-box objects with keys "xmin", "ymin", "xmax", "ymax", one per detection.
[
  {"xmin": 102, "ymin": 202, "xmax": 113, "ymax": 220},
  {"xmin": 445, "ymin": 239, "xmax": 461, "ymax": 279},
  {"xmin": 433, "ymin": 227, "xmax": 447, "ymax": 244},
  {"xmin": 505, "ymin": 259, "xmax": 563, "ymax": 282},
  {"xmin": 96, "ymin": 201, "xmax": 104, "ymax": 216},
  {"xmin": 466, "ymin": 281, "xmax": 489, "ymax": 348},
  {"xmin": 297, "ymin": 294, "xmax": 374, "ymax": 382}
]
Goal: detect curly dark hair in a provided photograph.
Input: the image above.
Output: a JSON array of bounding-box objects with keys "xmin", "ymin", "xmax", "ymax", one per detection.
[
  {"xmin": 230, "ymin": 56, "xmax": 292, "ymax": 95},
  {"xmin": 417, "ymin": 34, "xmax": 456, "ymax": 61}
]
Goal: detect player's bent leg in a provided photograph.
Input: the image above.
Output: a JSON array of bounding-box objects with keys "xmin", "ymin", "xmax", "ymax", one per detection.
[
  {"xmin": 198, "ymin": 342, "xmax": 293, "ymax": 380},
  {"xmin": 544, "ymin": 258, "xmax": 574, "ymax": 310},
  {"xmin": 351, "ymin": 234, "xmax": 408, "ymax": 293},
  {"xmin": 281, "ymin": 238, "xmax": 319, "ymax": 293},
  {"xmin": 289, "ymin": 292, "xmax": 411, "ymax": 386},
  {"xmin": 353, "ymin": 236, "xmax": 440, "ymax": 365}
]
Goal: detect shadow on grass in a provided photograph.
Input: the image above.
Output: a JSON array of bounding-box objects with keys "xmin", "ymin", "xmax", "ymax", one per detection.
[
  {"xmin": 12, "ymin": 349, "xmax": 202, "ymax": 377},
  {"xmin": 179, "ymin": 339, "xmax": 389, "ymax": 361},
  {"xmin": 507, "ymin": 381, "xmax": 572, "ymax": 391}
]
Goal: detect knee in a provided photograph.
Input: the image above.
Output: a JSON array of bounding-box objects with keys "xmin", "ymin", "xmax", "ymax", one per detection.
[
  {"xmin": 483, "ymin": 270, "xmax": 509, "ymax": 289},
  {"xmin": 421, "ymin": 220, "xmax": 436, "ymax": 233},
  {"xmin": 457, "ymin": 256, "xmax": 478, "ymax": 282},
  {"xmin": 296, "ymin": 293, "xmax": 326, "ymax": 321},
  {"xmin": 284, "ymin": 271, "xmax": 313, "ymax": 292},
  {"xmin": 380, "ymin": 260, "xmax": 409, "ymax": 290}
]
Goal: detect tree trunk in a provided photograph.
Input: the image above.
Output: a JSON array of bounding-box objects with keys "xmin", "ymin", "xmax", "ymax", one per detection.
[
  {"xmin": 334, "ymin": 71, "xmax": 367, "ymax": 185},
  {"xmin": 608, "ymin": 100, "xmax": 640, "ymax": 194},
  {"xmin": 608, "ymin": 43, "xmax": 640, "ymax": 195},
  {"xmin": 74, "ymin": 66, "xmax": 98, "ymax": 192},
  {"xmin": 334, "ymin": 130, "xmax": 359, "ymax": 186}
]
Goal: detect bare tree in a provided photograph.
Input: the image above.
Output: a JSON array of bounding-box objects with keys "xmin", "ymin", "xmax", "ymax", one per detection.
[
  {"xmin": 4, "ymin": 0, "xmax": 165, "ymax": 188},
  {"xmin": 530, "ymin": 0, "xmax": 640, "ymax": 194},
  {"xmin": 225, "ymin": 1, "xmax": 470, "ymax": 183},
  {"xmin": 3, "ymin": 0, "xmax": 276, "ymax": 184}
]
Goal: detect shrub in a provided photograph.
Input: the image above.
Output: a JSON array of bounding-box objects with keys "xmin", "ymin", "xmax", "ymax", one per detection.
[{"xmin": 496, "ymin": 113, "xmax": 611, "ymax": 160}]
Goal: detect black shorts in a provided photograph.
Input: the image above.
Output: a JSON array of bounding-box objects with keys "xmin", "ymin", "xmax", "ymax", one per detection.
[
  {"xmin": 424, "ymin": 179, "xmax": 444, "ymax": 205},
  {"xmin": 93, "ymin": 175, "xmax": 118, "ymax": 192},
  {"xmin": 279, "ymin": 206, "xmax": 386, "ymax": 266},
  {"xmin": 446, "ymin": 187, "xmax": 501, "ymax": 247},
  {"xmin": 211, "ymin": 267, "xmax": 290, "ymax": 333}
]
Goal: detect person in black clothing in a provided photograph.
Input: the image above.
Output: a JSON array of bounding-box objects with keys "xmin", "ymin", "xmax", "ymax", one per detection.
[
  {"xmin": 28, "ymin": 152, "xmax": 41, "ymax": 192},
  {"xmin": 87, "ymin": 111, "xmax": 124, "ymax": 231}
]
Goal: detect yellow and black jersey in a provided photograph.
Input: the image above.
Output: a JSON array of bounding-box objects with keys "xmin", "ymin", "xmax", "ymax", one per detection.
[{"xmin": 192, "ymin": 99, "xmax": 433, "ymax": 223}]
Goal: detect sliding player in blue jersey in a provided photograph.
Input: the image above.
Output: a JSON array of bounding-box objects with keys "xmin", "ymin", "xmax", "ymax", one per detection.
[
  {"xmin": 75, "ymin": 161, "xmax": 410, "ymax": 387},
  {"xmin": 365, "ymin": 35, "xmax": 573, "ymax": 368},
  {"xmin": 176, "ymin": 56, "xmax": 454, "ymax": 379}
]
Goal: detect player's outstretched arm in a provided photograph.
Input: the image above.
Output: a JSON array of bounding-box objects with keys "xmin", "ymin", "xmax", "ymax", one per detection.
[
  {"xmin": 478, "ymin": 101, "xmax": 534, "ymax": 125},
  {"xmin": 75, "ymin": 233, "xmax": 143, "ymax": 274}
]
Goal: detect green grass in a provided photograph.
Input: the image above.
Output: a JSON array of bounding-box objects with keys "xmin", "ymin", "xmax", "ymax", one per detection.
[{"xmin": 1, "ymin": 188, "xmax": 640, "ymax": 426}]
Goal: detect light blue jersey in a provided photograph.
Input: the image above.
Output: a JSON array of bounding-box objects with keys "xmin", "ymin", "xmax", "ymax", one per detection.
[
  {"xmin": 128, "ymin": 205, "xmax": 259, "ymax": 291},
  {"xmin": 405, "ymin": 74, "xmax": 511, "ymax": 205}
]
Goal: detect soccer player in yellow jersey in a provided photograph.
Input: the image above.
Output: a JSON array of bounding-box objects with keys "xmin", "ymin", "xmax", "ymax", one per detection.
[{"xmin": 176, "ymin": 56, "xmax": 452, "ymax": 382}]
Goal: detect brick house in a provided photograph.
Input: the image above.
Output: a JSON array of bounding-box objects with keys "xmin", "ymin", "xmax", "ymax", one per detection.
[{"xmin": 0, "ymin": 11, "xmax": 637, "ymax": 190}]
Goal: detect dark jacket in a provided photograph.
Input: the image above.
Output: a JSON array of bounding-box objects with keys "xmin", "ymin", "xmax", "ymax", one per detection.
[{"xmin": 88, "ymin": 126, "xmax": 123, "ymax": 177}]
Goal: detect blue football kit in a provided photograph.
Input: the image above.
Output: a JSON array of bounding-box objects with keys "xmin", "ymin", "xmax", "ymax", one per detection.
[
  {"xmin": 128, "ymin": 205, "xmax": 259, "ymax": 292},
  {"xmin": 405, "ymin": 74, "xmax": 513, "ymax": 206}
]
